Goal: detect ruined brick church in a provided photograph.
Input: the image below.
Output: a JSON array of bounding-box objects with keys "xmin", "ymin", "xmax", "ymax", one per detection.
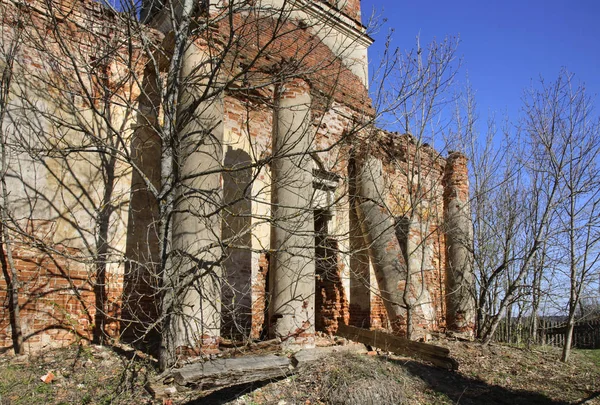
[{"xmin": 0, "ymin": 0, "xmax": 474, "ymax": 354}]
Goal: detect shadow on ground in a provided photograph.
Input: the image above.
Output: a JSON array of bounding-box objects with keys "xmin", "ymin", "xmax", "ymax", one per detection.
[
  {"xmin": 182, "ymin": 379, "xmax": 279, "ymax": 405},
  {"xmin": 399, "ymin": 358, "xmax": 577, "ymax": 405},
  {"xmin": 180, "ymin": 356, "xmax": 600, "ymax": 405}
]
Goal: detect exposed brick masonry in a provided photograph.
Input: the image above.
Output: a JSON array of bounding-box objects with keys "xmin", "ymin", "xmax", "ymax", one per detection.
[{"xmin": 0, "ymin": 0, "xmax": 475, "ymax": 352}]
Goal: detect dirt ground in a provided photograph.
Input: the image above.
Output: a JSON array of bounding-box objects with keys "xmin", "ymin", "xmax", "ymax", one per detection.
[{"xmin": 1, "ymin": 338, "xmax": 598, "ymax": 404}]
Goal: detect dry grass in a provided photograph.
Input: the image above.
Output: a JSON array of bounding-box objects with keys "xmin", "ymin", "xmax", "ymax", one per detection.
[
  {"xmin": 265, "ymin": 353, "xmax": 408, "ymax": 404},
  {"xmin": 1, "ymin": 340, "xmax": 599, "ymax": 404},
  {"xmin": 0, "ymin": 344, "xmax": 154, "ymax": 405},
  {"xmin": 229, "ymin": 341, "xmax": 600, "ymax": 405}
]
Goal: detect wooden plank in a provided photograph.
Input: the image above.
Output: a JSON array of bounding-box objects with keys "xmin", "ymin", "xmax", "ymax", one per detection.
[
  {"xmin": 338, "ymin": 324, "xmax": 450, "ymax": 356},
  {"xmin": 168, "ymin": 344, "xmax": 368, "ymax": 394},
  {"xmin": 292, "ymin": 344, "xmax": 368, "ymax": 368},
  {"xmin": 173, "ymin": 354, "xmax": 291, "ymax": 389},
  {"xmin": 336, "ymin": 324, "xmax": 458, "ymax": 370}
]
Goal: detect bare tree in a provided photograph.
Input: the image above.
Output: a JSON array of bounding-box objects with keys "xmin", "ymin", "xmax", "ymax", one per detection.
[
  {"xmin": 523, "ymin": 70, "xmax": 600, "ymax": 361},
  {"xmin": 458, "ymin": 83, "xmax": 558, "ymax": 344},
  {"xmin": 0, "ymin": 1, "xmax": 24, "ymax": 354},
  {"xmin": 386, "ymin": 36, "xmax": 462, "ymax": 339},
  {"xmin": 129, "ymin": 0, "xmax": 375, "ymax": 369},
  {"xmin": 464, "ymin": 70, "xmax": 600, "ymax": 351}
]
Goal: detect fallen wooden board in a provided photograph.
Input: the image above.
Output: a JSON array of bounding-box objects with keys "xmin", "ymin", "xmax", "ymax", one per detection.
[
  {"xmin": 292, "ymin": 344, "xmax": 368, "ymax": 368},
  {"xmin": 150, "ymin": 344, "xmax": 368, "ymax": 398},
  {"xmin": 173, "ymin": 354, "xmax": 291, "ymax": 389},
  {"xmin": 337, "ymin": 324, "xmax": 458, "ymax": 370}
]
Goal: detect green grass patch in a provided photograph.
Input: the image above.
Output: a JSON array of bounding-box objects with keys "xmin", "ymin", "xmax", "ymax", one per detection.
[{"xmin": 576, "ymin": 348, "xmax": 600, "ymax": 367}]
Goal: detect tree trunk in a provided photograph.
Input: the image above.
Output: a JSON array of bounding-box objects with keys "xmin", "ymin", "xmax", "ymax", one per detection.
[
  {"xmin": 93, "ymin": 65, "xmax": 116, "ymax": 345},
  {"xmin": 157, "ymin": 0, "xmax": 197, "ymax": 371},
  {"xmin": 0, "ymin": 35, "xmax": 24, "ymax": 355},
  {"xmin": 160, "ymin": 37, "xmax": 225, "ymax": 369},
  {"xmin": 0, "ymin": 222, "xmax": 23, "ymax": 354},
  {"xmin": 561, "ymin": 317, "xmax": 575, "ymax": 362}
]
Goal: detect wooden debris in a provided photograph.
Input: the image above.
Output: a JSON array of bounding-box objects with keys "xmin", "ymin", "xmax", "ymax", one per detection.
[
  {"xmin": 148, "ymin": 343, "xmax": 367, "ymax": 399},
  {"xmin": 172, "ymin": 354, "xmax": 291, "ymax": 390},
  {"xmin": 217, "ymin": 338, "xmax": 247, "ymax": 349},
  {"xmin": 249, "ymin": 337, "xmax": 282, "ymax": 349},
  {"xmin": 146, "ymin": 382, "xmax": 177, "ymax": 399},
  {"xmin": 336, "ymin": 324, "xmax": 459, "ymax": 370},
  {"xmin": 292, "ymin": 344, "xmax": 367, "ymax": 368}
]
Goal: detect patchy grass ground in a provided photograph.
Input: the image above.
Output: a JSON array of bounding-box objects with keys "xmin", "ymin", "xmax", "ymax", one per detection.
[
  {"xmin": 0, "ymin": 344, "xmax": 154, "ymax": 405},
  {"xmin": 206, "ymin": 342, "xmax": 600, "ymax": 405},
  {"xmin": 580, "ymin": 348, "xmax": 600, "ymax": 367},
  {"xmin": 0, "ymin": 340, "xmax": 598, "ymax": 404}
]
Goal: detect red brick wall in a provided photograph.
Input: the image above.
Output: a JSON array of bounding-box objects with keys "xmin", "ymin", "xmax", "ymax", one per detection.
[
  {"xmin": 0, "ymin": 0, "xmax": 151, "ymax": 351},
  {"xmin": 318, "ymin": 0, "xmax": 362, "ymax": 23},
  {"xmin": 0, "ymin": 0, "xmax": 465, "ymax": 353},
  {"xmin": 250, "ymin": 253, "xmax": 269, "ymax": 340},
  {"xmin": 443, "ymin": 152, "xmax": 470, "ymax": 204},
  {"xmin": 216, "ymin": 10, "xmax": 373, "ymax": 116},
  {"xmin": 0, "ymin": 241, "xmax": 123, "ymax": 350},
  {"xmin": 315, "ymin": 235, "xmax": 350, "ymax": 335},
  {"xmin": 370, "ymin": 294, "xmax": 390, "ymax": 330}
]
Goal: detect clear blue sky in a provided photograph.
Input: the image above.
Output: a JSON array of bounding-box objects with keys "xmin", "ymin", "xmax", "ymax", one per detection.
[{"xmin": 361, "ymin": 0, "xmax": 600, "ymax": 127}]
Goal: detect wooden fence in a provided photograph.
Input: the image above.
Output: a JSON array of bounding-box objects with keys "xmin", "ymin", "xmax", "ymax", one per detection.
[{"xmin": 493, "ymin": 318, "xmax": 600, "ymax": 349}]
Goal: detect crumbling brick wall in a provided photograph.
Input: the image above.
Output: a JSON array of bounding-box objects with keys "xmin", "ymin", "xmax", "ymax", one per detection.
[
  {"xmin": 0, "ymin": 0, "xmax": 152, "ymax": 350},
  {"xmin": 363, "ymin": 132, "xmax": 449, "ymax": 336},
  {"xmin": 0, "ymin": 0, "xmax": 472, "ymax": 353},
  {"xmin": 0, "ymin": 222, "xmax": 124, "ymax": 349}
]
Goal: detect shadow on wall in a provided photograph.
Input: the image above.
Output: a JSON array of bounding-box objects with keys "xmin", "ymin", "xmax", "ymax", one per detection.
[
  {"xmin": 221, "ymin": 146, "xmax": 253, "ymax": 339},
  {"xmin": 121, "ymin": 113, "xmax": 161, "ymax": 353}
]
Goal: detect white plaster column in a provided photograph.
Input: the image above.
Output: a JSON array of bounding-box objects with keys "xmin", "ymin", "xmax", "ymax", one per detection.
[
  {"xmin": 269, "ymin": 78, "xmax": 315, "ymax": 345},
  {"xmin": 353, "ymin": 152, "xmax": 408, "ymax": 334},
  {"xmin": 170, "ymin": 41, "xmax": 224, "ymax": 350}
]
